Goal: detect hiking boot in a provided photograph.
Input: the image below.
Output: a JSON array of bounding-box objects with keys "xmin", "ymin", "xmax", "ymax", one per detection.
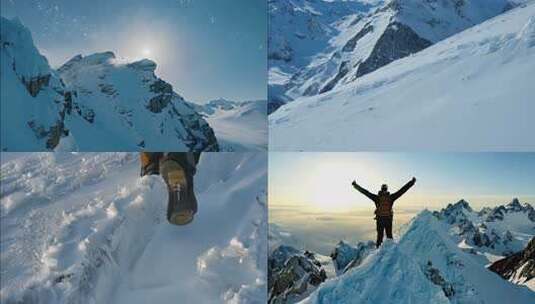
[
  {"xmin": 160, "ymin": 158, "xmax": 197, "ymax": 225},
  {"xmin": 140, "ymin": 152, "xmax": 162, "ymax": 176}
]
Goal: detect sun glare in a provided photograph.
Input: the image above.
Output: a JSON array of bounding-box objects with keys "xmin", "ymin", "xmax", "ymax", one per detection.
[
  {"xmin": 142, "ymin": 48, "xmax": 152, "ymax": 57},
  {"xmin": 281, "ymin": 155, "xmax": 387, "ymax": 213}
]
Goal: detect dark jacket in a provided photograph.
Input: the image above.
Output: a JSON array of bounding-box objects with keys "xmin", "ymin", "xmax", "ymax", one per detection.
[{"xmin": 352, "ymin": 179, "xmax": 415, "ymax": 217}]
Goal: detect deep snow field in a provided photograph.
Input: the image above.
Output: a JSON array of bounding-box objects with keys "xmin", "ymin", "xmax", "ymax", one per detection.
[{"xmin": 0, "ymin": 152, "xmax": 267, "ymax": 303}]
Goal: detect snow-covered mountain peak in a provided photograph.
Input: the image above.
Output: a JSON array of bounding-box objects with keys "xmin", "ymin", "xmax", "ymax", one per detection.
[
  {"xmin": 1, "ymin": 17, "xmax": 70, "ymax": 150},
  {"xmin": 58, "ymin": 52, "xmax": 158, "ymax": 76},
  {"xmin": 126, "ymin": 58, "xmax": 157, "ymax": 72},
  {"xmin": 56, "ymin": 53, "xmax": 219, "ymax": 150},
  {"xmin": 302, "ymin": 239, "xmax": 451, "ymax": 304},
  {"xmin": 0, "ymin": 16, "xmax": 51, "ymax": 78},
  {"xmin": 1, "ymin": 17, "xmax": 219, "ymax": 151},
  {"xmin": 440, "ymin": 199, "xmax": 473, "ymax": 216}
]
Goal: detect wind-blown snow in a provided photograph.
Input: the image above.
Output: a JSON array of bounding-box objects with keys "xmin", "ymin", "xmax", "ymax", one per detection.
[
  {"xmin": 270, "ymin": 1, "xmax": 535, "ymax": 151},
  {"xmin": 0, "ymin": 152, "xmax": 267, "ymax": 303}
]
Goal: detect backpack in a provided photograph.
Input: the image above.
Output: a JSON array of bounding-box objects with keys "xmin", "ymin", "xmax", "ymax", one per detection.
[{"xmin": 376, "ymin": 192, "xmax": 393, "ymax": 217}]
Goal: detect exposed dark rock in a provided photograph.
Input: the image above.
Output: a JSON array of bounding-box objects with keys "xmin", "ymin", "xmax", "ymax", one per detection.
[
  {"xmin": 424, "ymin": 261, "xmax": 455, "ymax": 298},
  {"xmin": 355, "ymin": 22, "xmax": 432, "ymax": 78},
  {"xmin": 268, "ymin": 99, "xmax": 286, "ymax": 114},
  {"xmin": 98, "ymin": 83, "xmax": 117, "ymax": 96},
  {"xmin": 21, "ymin": 74, "xmax": 51, "ymax": 97},
  {"xmin": 330, "ymin": 240, "xmax": 374, "ymax": 273},
  {"xmin": 489, "ymin": 237, "xmax": 535, "ymax": 284},
  {"xmin": 319, "ymin": 60, "xmax": 350, "ymax": 94},
  {"xmin": 268, "ymin": 245, "xmax": 327, "ymax": 304}
]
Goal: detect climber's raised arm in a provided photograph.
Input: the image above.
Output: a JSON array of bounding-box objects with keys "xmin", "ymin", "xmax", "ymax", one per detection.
[
  {"xmin": 391, "ymin": 177, "xmax": 416, "ymax": 202},
  {"xmin": 351, "ymin": 180, "xmax": 378, "ymax": 202}
]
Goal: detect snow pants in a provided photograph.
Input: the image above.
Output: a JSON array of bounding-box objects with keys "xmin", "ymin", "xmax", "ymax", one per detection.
[{"xmin": 376, "ymin": 216, "xmax": 393, "ymax": 247}]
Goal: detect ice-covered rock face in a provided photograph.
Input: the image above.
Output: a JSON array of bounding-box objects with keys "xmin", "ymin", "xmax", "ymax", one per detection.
[
  {"xmin": 489, "ymin": 236, "xmax": 535, "ymax": 287},
  {"xmin": 268, "ymin": 245, "xmax": 327, "ymax": 304},
  {"xmin": 1, "ymin": 17, "xmax": 70, "ymax": 151},
  {"xmin": 330, "ymin": 240, "xmax": 375, "ymax": 274},
  {"xmin": 56, "ymin": 51, "xmax": 219, "ymax": 151}
]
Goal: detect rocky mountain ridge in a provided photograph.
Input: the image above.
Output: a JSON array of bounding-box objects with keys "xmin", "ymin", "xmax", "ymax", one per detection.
[
  {"xmin": 1, "ymin": 17, "xmax": 218, "ymax": 151},
  {"xmin": 269, "ymin": 0, "xmax": 519, "ymax": 113},
  {"xmin": 269, "ymin": 199, "xmax": 535, "ymax": 303}
]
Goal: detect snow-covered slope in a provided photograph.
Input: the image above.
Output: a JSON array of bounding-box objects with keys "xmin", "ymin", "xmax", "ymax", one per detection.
[
  {"xmin": 0, "ymin": 152, "xmax": 267, "ymax": 303},
  {"xmin": 1, "ymin": 17, "xmax": 218, "ymax": 152},
  {"xmin": 397, "ymin": 211, "xmax": 534, "ymax": 304},
  {"xmin": 1, "ymin": 17, "xmax": 69, "ymax": 151},
  {"xmin": 270, "ymin": 1, "xmax": 535, "ymax": 151},
  {"xmin": 57, "ymin": 53, "xmax": 218, "ymax": 151},
  {"xmin": 298, "ymin": 211, "xmax": 535, "ymax": 304},
  {"xmin": 268, "ymin": 0, "xmax": 381, "ymax": 112},
  {"xmin": 268, "ymin": 0, "xmax": 515, "ymax": 112},
  {"xmin": 272, "ymin": 200, "xmax": 535, "ymax": 303},
  {"xmin": 190, "ymin": 99, "xmax": 268, "ymax": 151},
  {"xmin": 301, "ymin": 240, "xmax": 451, "ymax": 304}
]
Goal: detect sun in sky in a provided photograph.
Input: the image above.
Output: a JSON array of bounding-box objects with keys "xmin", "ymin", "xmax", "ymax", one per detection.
[
  {"xmin": 142, "ymin": 47, "xmax": 152, "ymax": 57},
  {"xmin": 269, "ymin": 152, "xmax": 535, "ymax": 213}
]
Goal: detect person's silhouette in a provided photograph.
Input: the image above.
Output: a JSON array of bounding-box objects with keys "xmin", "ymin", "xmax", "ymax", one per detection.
[{"xmin": 352, "ymin": 178, "xmax": 416, "ymax": 247}]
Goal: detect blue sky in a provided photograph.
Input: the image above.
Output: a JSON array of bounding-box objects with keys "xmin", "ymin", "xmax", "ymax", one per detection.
[
  {"xmin": 270, "ymin": 152, "xmax": 535, "ymax": 210},
  {"xmin": 1, "ymin": 0, "xmax": 266, "ymax": 103}
]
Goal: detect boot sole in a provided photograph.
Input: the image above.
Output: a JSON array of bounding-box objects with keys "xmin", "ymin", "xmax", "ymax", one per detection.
[{"xmin": 170, "ymin": 210, "xmax": 194, "ymax": 225}]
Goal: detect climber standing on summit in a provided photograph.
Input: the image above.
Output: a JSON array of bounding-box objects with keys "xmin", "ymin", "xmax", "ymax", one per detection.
[
  {"xmin": 351, "ymin": 177, "xmax": 416, "ymax": 248},
  {"xmin": 140, "ymin": 152, "xmax": 201, "ymax": 226}
]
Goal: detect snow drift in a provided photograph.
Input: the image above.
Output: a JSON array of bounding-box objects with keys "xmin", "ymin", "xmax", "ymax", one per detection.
[{"xmin": 0, "ymin": 152, "xmax": 267, "ymax": 303}]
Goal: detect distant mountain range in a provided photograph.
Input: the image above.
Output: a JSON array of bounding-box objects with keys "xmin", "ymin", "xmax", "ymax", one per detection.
[{"xmin": 268, "ymin": 199, "xmax": 535, "ymax": 303}]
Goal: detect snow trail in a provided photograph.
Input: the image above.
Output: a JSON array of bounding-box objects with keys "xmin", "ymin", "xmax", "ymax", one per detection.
[{"xmin": 1, "ymin": 152, "xmax": 267, "ymax": 303}]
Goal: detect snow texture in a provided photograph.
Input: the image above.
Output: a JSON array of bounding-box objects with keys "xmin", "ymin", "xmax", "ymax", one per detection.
[
  {"xmin": 297, "ymin": 207, "xmax": 535, "ymax": 304},
  {"xmin": 0, "ymin": 152, "xmax": 267, "ymax": 303}
]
